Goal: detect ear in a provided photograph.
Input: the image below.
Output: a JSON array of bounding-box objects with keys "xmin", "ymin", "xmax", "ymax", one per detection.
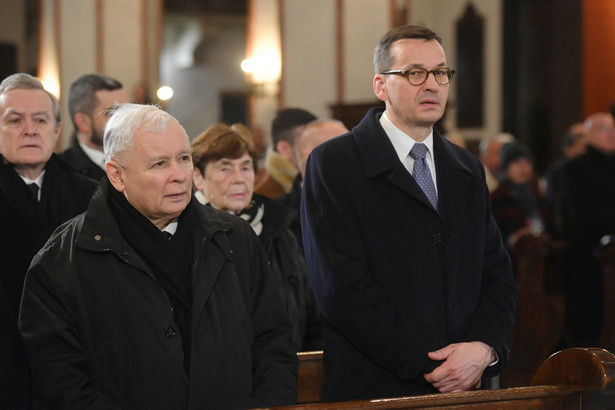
[
  {"xmin": 106, "ymin": 159, "xmax": 126, "ymax": 193},
  {"xmin": 74, "ymin": 112, "xmax": 92, "ymax": 134},
  {"xmin": 192, "ymin": 168, "xmax": 206, "ymax": 193},
  {"xmin": 275, "ymin": 140, "xmax": 296, "ymax": 164},
  {"xmin": 51, "ymin": 121, "xmax": 62, "ymax": 145},
  {"xmin": 373, "ymin": 74, "xmax": 388, "ymax": 102}
]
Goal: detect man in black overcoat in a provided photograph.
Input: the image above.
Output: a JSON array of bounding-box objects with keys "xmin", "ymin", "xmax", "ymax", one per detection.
[
  {"xmin": 0, "ymin": 73, "xmax": 97, "ymax": 316},
  {"xmin": 301, "ymin": 25, "xmax": 518, "ymax": 402}
]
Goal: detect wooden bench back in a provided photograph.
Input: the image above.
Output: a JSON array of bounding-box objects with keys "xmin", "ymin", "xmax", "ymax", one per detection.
[{"xmin": 285, "ymin": 348, "xmax": 615, "ymax": 409}]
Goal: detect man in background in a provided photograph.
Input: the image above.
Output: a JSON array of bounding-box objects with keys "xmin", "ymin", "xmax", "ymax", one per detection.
[
  {"xmin": 545, "ymin": 122, "xmax": 587, "ymax": 240},
  {"xmin": 479, "ymin": 133, "xmax": 515, "ymax": 192},
  {"xmin": 0, "ymin": 73, "xmax": 96, "ymax": 316},
  {"xmin": 255, "ymin": 107, "xmax": 316, "ymax": 198},
  {"xmin": 279, "ymin": 119, "xmax": 348, "ymax": 253},
  {"xmin": 60, "ymin": 73, "xmax": 128, "ymax": 180},
  {"xmin": 564, "ymin": 112, "xmax": 615, "ymax": 347}
]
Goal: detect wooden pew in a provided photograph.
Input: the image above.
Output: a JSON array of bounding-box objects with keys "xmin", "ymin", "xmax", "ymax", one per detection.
[
  {"xmin": 599, "ymin": 236, "xmax": 615, "ymax": 353},
  {"xmin": 281, "ymin": 347, "xmax": 615, "ymax": 409},
  {"xmin": 297, "ymin": 351, "xmax": 324, "ymax": 404},
  {"xmin": 501, "ymin": 233, "xmax": 565, "ymax": 387}
]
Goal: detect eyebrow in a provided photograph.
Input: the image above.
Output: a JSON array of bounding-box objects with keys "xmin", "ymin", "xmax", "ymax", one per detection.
[
  {"xmin": 150, "ymin": 149, "xmax": 191, "ymax": 162},
  {"xmin": 219, "ymin": 158, "xmax": 253, "ymax": 165},
  {"xmin": 406, "ymin": 62, "xmax": 447, "ymax": 69},
  {"xmin": 4, "ymin": 109, "xmax": 51, "ymax": 118}
]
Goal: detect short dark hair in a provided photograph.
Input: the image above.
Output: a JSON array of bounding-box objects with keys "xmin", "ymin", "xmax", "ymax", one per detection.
[
  {"xmin": 191, "ymin": 123, "xmax": 258, "ymax": 174},
  {"xmin": 69, "ymin": 73, "xmax": 123, "ymax": 128},
  {"xmin": 271, "ymin": 108, "xmax": 317, "ymax": 148},
  {"xmin": 374, "ymin": 25, "xmax": 442, "ymax": 74}
]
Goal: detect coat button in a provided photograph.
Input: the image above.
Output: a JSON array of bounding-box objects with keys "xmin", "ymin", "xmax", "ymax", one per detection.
[
  {"xmin": 432, "ymin": 233, "xmax": 442, "ymax": 244},
  {"xmin": 165, "ymin": 326, "xmax": 177, "ymax": 337}
]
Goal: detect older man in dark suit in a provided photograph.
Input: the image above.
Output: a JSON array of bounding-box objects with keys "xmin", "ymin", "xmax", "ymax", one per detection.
[
  {"xmin": 301, "ymin": 25, "xmax": 517, "ymax": 402},
  {"xmin": 20, "ymin": 103, "xmax": 297, "ymax": 408},
  {"xmin": 0, "ymin": 73, "xmax": 97, "ymax": 316}
]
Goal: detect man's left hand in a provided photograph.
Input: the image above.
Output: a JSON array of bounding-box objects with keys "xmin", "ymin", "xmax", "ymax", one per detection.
[{"xmin": 423, "ymin": 342, "xmax": 492, "ymax": 393}]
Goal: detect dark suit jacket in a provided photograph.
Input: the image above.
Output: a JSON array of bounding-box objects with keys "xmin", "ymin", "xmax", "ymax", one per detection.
[
  {"xmin": 0, "ymin": 154, "xmax": 97, "ymax": 315},
  {"xmin": 278, "ymin": 174, "xmax": 303, "ymax": 256},
  {"xmin": 562, "ymin": 146, "xmax": 615, "ymax": 345},
  {"xmin": 301, "ymin": 108, "xmax": 518, "ymax": 401},
  {"xmin": 0, "ymin": 285, "xmax": 28, "ymax": 409},
  {"xmin": 59, "ymin": 139, "xmax": 107, "ymax": 181}
]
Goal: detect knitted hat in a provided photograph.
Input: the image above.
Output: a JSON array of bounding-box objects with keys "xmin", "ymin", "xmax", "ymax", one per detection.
[{"xmin": 500, "ymin": 142, "xmax": 532, "ymax": 171}]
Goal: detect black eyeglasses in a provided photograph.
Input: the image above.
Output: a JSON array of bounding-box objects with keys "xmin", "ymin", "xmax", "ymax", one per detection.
[{"xmin": 380, "ymin": 67, "xmax": 455, "ymax": 86}]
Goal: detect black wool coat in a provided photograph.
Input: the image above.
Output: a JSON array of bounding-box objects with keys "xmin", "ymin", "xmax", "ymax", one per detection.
[
  {"xmin": 301, "ymin": 108, "xmax": 518, "ymax": 401},
  {"xmin": 19, "ymin": 180, "xmax": 298, "ymax": 409},
  {"xmin": 254, "ymin": 193, "xmax": 322, "ymax": 351},
  {"xmin": 19, "ymin": 178, "xmax": 297, "ymax": 409},
  {"xmin": 0, "ymin": 154, "xmax": 97, "ymax": 316},
  {"xmin": 58, "ymin": 139, "xmax": 107, "ymax": 181}
]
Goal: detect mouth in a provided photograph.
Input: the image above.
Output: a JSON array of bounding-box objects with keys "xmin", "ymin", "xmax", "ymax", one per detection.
[
  {"xmin": 166, "ymin": 191, "xmax": 187, "ymax": 200},
  {"xmin": 419, "ymin": 98, "xmax": 440, "ymax": 107}
]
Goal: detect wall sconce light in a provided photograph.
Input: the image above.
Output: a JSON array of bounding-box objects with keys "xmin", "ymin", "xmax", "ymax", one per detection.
[
  {"xmin": 157, "ymin": 85, "xmax": 174, "ymax": 101},
  {"xmin": 241, "ymin": 53, "xmax": 281, "ymax": 98}
]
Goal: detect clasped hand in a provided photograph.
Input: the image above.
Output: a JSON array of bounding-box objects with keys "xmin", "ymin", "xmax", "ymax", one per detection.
[{"xmin": 423, "ymin": 341, "xmax": 492, "ymax": 393}]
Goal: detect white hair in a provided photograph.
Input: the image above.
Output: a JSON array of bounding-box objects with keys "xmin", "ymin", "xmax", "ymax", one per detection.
[{"xmin": 103, "ymin": 103, "xmax": 183, "ymax": 163}]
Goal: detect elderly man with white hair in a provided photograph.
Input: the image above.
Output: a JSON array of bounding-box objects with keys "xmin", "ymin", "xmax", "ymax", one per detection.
[{"xmin": 19, "ymin": 103, "xmax": 297, "ymax": 409}]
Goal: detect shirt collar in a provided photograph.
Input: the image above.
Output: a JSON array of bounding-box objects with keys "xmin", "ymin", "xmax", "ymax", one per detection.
[
  {"xmin": 162, "ymin": 221, "xmax": 178, "ymax": 235},
  {"xmin": 19, "ymin": 169, "xmax": 46, "ymax": 189},
  {"xmin": 380, "ymin": 112, "xmax": 434, "ymax": 164},
  {"xmin": 79, "ymin": 141, "xmax": 106, "ymax": 169}
]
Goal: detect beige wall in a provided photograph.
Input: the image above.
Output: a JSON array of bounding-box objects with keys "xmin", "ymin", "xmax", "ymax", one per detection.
[
  {"xmin": 282, "ymin": 0, "xmax": 339, "ymax": 119},
  {"xmin": 410, "ymin": 0, "xmax": 503, "ymax": 141},
  {"xmin": 40, "ymin": 0, "xmax": 162, "ymax": 148},
  {"xmin": 0, "ymin": 1, "xmax": 26, "ymax": 73},
  {"xmin": 249, "ymin": 0, "xmax": 503, "ymax": 142},
  {"xmin": 342, "ymin": 0, "xmax": 388, "ymax": 103}
]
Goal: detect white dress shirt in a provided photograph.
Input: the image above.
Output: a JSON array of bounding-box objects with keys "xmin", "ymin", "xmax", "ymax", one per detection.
[{"xmin": 379, "ymin": 112, "xmax": 438, "ymax": 195}]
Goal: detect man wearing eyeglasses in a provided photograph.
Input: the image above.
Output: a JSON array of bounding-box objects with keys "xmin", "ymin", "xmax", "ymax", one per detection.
[{"xmin": 301, "ymin": 25, "xmax": 517, "ymax": 401}]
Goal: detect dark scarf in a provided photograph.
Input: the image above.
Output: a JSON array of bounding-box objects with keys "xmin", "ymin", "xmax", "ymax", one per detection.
[{"xmin": 108, "ymin": 187, "xmax": 195, "ymax": 373}]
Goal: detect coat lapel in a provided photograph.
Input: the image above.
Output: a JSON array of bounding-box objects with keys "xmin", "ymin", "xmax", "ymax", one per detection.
[
  {"xmin": 432, "ymin": 132, "xmax": 473, "ymax": 226},
  {"xmin": 355, "ymin": 108, "xmax": 434, "ymax": 208},
  {"xmin": 190, "ymin": 224, "xmax": 232, "ymax": 332}
]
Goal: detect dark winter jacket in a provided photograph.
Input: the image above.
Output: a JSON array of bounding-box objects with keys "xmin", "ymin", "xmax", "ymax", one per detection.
[
  {"xmin": 19, "ymin": 180, "xmax": 298, "ymax": 409},
  {"xmin": 253, "ymin": 193, "xmax": 322, "ymax": 351},
  {"xmin": 0, "ymin": 154, "xmax": 97, "ymax": 316}
]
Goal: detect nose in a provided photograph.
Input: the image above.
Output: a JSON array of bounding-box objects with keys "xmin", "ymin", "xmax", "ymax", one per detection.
[
  {"xmin": 169, "ymin": 159, "xmax": 187, "ymax": 182},
  {"xmin": 423, "ymin": 72, "xmax": 440, "ymax": 90},
  {"xmin": 24, "ymin": 118, "xmax": 38, "ymax": 137},
  {"xmin": 231, "ymin": 166, "xmax": 247, "ymax": 183}
]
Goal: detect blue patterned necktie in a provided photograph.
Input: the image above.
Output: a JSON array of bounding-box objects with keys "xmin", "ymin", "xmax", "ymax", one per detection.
[{"xmin": 409, "ymin": 143, "xmax": 438, "ymax": 209}]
